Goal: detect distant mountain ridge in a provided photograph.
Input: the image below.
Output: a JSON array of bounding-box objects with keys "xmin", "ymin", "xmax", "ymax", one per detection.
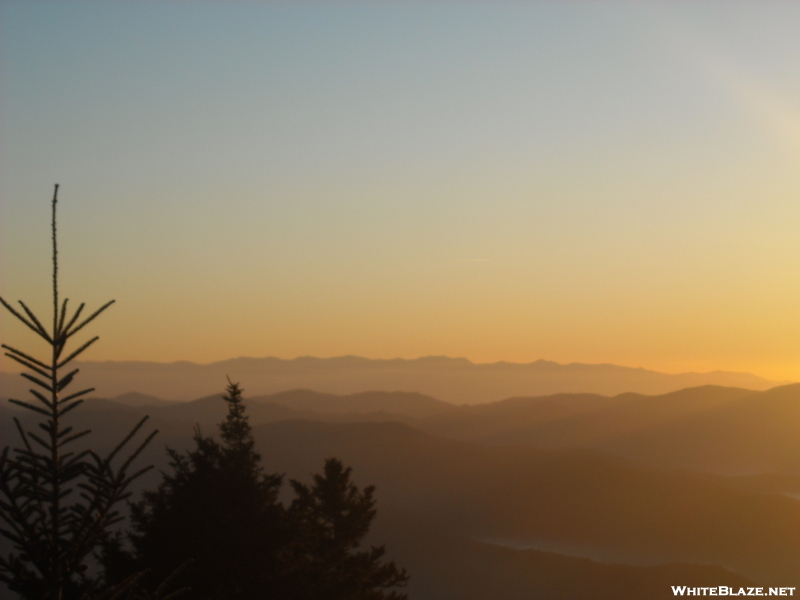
[
  {"xmin": 10, "ymin": 380, "xmax": 800, "ymax": 477},
  {"xmin": 88, "ymin": 382, "xmax": 800, "ymax": 476},
  {"xmin": 0, "ymin": 356, "xmax": 781, "ymax": 403},
  {"xmin": 80, "ymin": 389, "xmax": 451, "ymax": 426},
  {"xmin": 4, "ymin": 383, "xmax": 800, "ymax": 593}
]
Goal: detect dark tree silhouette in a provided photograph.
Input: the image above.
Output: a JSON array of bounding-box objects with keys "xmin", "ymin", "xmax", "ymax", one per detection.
[
  {"xmin": 285, "ymin": 459, "xmax": 409, "ymax": 600},
  {"xmin": 0, "ymin": 185, "xmax": 156, "ymax": 600},
  {"xmin": 219, "ymin": 377, "xmax": 257, "ymax": 454},
  {"xmin": 107, "ymin": 379, "xmax": 409, "ymax": 600},
  {"xmin": 110, "ymin": 378, "xmax": 286, "ymax": 600}
]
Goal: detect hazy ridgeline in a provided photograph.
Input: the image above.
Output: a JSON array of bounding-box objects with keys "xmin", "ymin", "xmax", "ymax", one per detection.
[
  {"xmin": 6, "ymin": 381, "xmax": 800, "ymax": 597},
  {"xmin": 0, "ymin": 356, "xmax": 778, "ymax": 404},
  {"xmin": 2, "ymin": 191, "xmax": 797, "ymax": 598}
]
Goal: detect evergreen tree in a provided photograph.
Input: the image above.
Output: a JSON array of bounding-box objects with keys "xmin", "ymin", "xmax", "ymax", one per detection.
[
  {"xmin": 286, "ymin": 459, "xmax": 409, "ymax": 600},
  {"xmin": 110, "ymin": 379, "xmax": 286, "ymax": 600},
  {"xmin": 0, "ymin": 185, "xmax": 156, "ymax": 600},
  {"xmin": 105, "ymin": 380, "xmax": 409, "ymax": 600}
]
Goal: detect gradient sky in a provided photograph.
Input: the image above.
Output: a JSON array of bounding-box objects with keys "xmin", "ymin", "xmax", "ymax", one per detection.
[{"xmin": 2, "ymin": 1, "xmax": 800, "ymax": 380}]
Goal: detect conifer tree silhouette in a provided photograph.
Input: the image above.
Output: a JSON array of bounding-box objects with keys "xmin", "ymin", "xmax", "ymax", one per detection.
[
  {"xmin": 286, "ymin": 458, "xmax": 409, "ymax": 600},
  {"xmin": 109, "ymin": 379, "xmax": 409, "ymax": 600},
  {"xmin": 219, "ymin": 376, "xmax": 256, "ymax": 454},
  {"xmin": 113, "ymin": 378, "xmax": 286, "ymax": 600},
  {"xmin": 0, "ymin": 185, "xmax": 157, "ymax": 600}
]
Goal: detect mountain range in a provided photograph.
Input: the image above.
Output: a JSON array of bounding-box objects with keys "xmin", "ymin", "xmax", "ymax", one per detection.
[
  {"xmin": 0, "ymin": 356, "xmax": 781, "ymax": 404},
  {"xmin": 4, "ymin": 381, "xmax": 800, "ymax": 597}
]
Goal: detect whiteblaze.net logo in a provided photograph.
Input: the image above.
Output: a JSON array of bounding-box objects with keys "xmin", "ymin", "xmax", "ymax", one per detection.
[{"xmin": 672, "ymin": 587, "xmax": 796, "ymax": 597}]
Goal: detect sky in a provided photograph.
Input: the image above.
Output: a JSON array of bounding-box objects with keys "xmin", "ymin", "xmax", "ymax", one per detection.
[{"xmin": 2, "ymin": 1, "xmax": 800, "ymax": 381}]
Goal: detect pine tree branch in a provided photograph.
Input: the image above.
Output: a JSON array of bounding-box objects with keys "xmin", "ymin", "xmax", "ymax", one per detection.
[
  {"xmin": 3, "ymin": 352, "xmax": 52, "ymax": 379},
  {"xmin": 20, "ymin": 372, "xmax": 54, "ymax": 392},
  {"xmin": 17, "ymin": 300, "xmax": 54, "ymax": 344},
  {"xmin": 57, "ymin": 368, "xmax": 81, "ymax": 392},
  {"xmin": 59, "ymin": 430, "xmax": 92, "ymax": 448},
  {"xmin": 57, "ymin": 337, "xmax": 100, "ymax": 368},
  {"xmin": 2, "ymin": 344, "xmax": 51, "ymax": 370},
  {"xmin": 7, "ymin": 399, "xmax": 52, "ymax": 417},
  {"xmin": 13, "ymin": 418, "xmax": 34, "ymax": 454},
  {"xmin": 105, "ymin": 417, "xmax": 151, "ymax": 465},
  {"xmin": 61, "ymin": 302, "xmax": 85, "ymax": 339},
  {"xmin": 59, "ymin": 388, "xmax": 94, "ymax": 405},
  {"xmin": 65, "ymin": 300, "xmax": 115, "ymax": 339},
  {"xmin": 28, "ymin": 387, "xmax": 54, "ymax": 409},
  {"xmin": 59, "ymin": 399, "xmax": 86, "ymax": 417},
  {"xmin": 0, "ymin": 297, "xmax": 51, "ymax": 342},
  {"xmin": 117, "ymin": 430, "xmax": 158, "ymax": 476},
  {"xmin": 57, "ymin": 298, "xmax": 69, "ymax": 339}
]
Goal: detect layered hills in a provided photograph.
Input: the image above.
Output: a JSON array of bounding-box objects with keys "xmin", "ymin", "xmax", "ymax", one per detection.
[
  {"xmin": 0, "ymin": 356, "xmax": 780, "ymax": 403},
  {"xmin": 4, "ymin": 381, "xmax": 800, "ymax": 596},
  {"xmin": 45, "ymin": 382, "xmax": 800, "ymax": 476}
]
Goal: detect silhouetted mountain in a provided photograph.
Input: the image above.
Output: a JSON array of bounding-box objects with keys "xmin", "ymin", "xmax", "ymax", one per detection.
[
  {"xmin": 15, "ymin": 381, "xmax": 800, "ymax": 480},
  {"xmin": 249, "ymin": 389, "xmax": 454, "ymax": 418},
  {"xmin": 595, "ymin": 383, "xmax": 800, "ymax": 475},
  {"xmin": 17, "ymin": 381, "xmax": 800, "ymax": 479},
  {"xmin": 424, "ymin": 385, "xmax": 754, "ymax": 446},
  {"xmin": 99, "ymin": 390, "xmax": 441, "ymax": 426},
  {"xmin": 417, "ymin": 384, "xmax": 800, "ymax": 476},
  {"xmin": 417, "ymin": 392, "xmax": 629, "ymax": 441},
  {"xmin": 111, "ymin": 391, "xmax": 176, "ymax": 407},
  {"xmin": 3, "ymin": 396, "xmax": 798, "ymax": 595},
  {"xmin": 1, "ymin": 356, "xmax": 780, "ymax": 403},
  {"xmin": 145, "ymin": 393, "xmax": 304, "ymax": 426}
]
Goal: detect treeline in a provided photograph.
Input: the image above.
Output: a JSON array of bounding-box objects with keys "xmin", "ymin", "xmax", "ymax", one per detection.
[{"xmin": 0, "ymin": 186, "xmax": 408, "ymax": 600}]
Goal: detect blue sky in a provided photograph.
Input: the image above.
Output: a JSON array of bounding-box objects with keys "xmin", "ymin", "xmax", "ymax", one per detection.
[{"xmin": 2, "ymin": 1, "xmax": 800, "ymax": 379}]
